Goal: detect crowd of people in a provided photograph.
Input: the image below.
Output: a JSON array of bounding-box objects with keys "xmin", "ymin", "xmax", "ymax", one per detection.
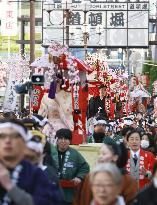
[{"xmin": 0, "ymin": 109, "xmax": 157, "ymax": 205}]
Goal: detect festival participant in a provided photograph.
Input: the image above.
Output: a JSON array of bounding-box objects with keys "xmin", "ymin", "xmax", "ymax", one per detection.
[
  {"xmin": 50, "ymin": 128, "xmax": 90, "ymax": 205},
  {"xmin": 73, "ymin": 142, "xmax": 138, "ymax": 205},
  {"xmin": 0, "ymin": 118, "xmax": 62, "ymax": 205},
  {"xmin": 87, "ymin": 84, "xmax": 108, "ymax": 120},
  {"xmin": 126, "ymin": 130, "xmax": 156, "ymax": 189},
  {"xmin": 105, "ymin": 124, "xmax": 114, "ymax": 139},
  {"xmin": 88, "ymin": 116, "xmax": 114, "ymax": 143},
  {"xmin": 121, "ymin": 126, "xmax": 135, "ymax": 148},
  {"xmin": 22, "ymin": 115, "xmax": 48, "ymax": 132},
  {"xmin": 88, "ymin": 117, "xmax": 106, "ymax": 143},
  {"xmin": 39, "ymin": 79, "xmax": 73, "ymax": 143},
  {"xmin": 90, "ymin": 163, "xmax": 125, "ymax": 205},
  {"xmin": 24, "ymin": 130, "xmax": 64, "ymax": 204},
  {"xmin": 131, "ymin": 162, "xmax": 157, "ymax": 205}
]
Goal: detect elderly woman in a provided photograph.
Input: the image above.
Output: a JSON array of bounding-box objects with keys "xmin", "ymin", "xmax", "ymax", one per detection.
[
  {"xmin": 73, "ymin": 142, "xmax": 138, "ymax": 205},
  {"xmin": 90, "ymin": 163, "xmax": 125, "ymax": 205}
]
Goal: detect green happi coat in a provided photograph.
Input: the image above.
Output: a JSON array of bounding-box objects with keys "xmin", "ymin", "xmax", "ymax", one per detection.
[{"xmin": 51, "ymin": 145, "xmax": 90, "ymax": 203}]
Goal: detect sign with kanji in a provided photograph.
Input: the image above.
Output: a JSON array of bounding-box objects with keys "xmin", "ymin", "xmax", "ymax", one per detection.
[
  {"xmin": 3, "ymin": 74, "xmax": 18, "ymax": 112},
  {"xmin": 43, "ymin": 1, "xmax": 149, "ymax": 48},
  {"xmin": 31, "ymin": 85, "xmax": 45, "ymax": 111},
  {"xmin": 1, "ymin": 1, "xmax": 18, "ymax": 36}
]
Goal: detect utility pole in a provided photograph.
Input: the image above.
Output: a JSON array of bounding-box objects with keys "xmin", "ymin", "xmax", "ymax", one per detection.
[
  {"xmin": 20, "ymin": 16, "xmax": 25, "ymax": 112},
  {"xmin": 154, "ymin": 1, "xmax": 157, "ymax": 61},
  {"xmin": 30, "ymin": 0, "xmax": 35, "ymax": 64}
]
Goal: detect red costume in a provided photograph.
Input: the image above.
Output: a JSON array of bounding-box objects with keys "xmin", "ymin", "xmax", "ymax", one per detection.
[{"xmin": 126, "ymin": 149, "xmax": 156, "ymax": 189}]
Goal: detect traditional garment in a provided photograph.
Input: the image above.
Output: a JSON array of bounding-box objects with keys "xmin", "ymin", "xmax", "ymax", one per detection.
[
  {"xmin": 87, "ymin": 96, "xmax": 108, "ymax": 119},
  {"xmin": 126, "ymin": 149, "xmax": 156, "ymax": 189},
  {"xmin": 51, "ymin": 145, "xmax": 90, "ymax": 204},
  {"xmin": 0, "ymin": 160, "xmax": 63, "ymax": 205},
  {"xmin": 73, "ymin": 172, "xmax": 137, "ymax": 205},
  {"xmin": 39, "ymin": 91, "xmax": 73, "ymax": 143}
]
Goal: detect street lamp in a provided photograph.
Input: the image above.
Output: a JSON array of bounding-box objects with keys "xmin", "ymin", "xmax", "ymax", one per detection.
[
  {"xmin": 82, "ymin": 23, "xmax": 90, "ymax": 59},
  {"xmin": 81, "ymin": 0, "xmax": 90, "ymax": 60},
  {"xmin": 43, "ymin": 2, "xmax": 55, "ymax": 25},
  {"xmin": 44, "ymin": 0, "xmax": 72, "ymax": 47},
  {"xmin": 69, "ymin": 26, "xmax": 76, "ymax": 45},
  {"xmin": 95, "ymin": 25, "xmax": 104, "ymax": 45}
]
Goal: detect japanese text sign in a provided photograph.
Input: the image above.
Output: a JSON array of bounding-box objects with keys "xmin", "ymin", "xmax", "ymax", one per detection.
[
  {"xmin": 1, "ymin": 1, "xmax": 18, "ymax": 36},
  {"xmin": 43, "ymin": 1, "xmax": 149, "ymax": 48}
]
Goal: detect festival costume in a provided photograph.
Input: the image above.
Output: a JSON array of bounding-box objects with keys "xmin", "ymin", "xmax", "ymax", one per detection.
[
  {"xmin": 39, "ymin": 91, "xmax": 73, "ymax": 143},
  {"xmin": 51, "ymin": 145, "xmax": 90, "ymax": 204},
  {"xmin": 0, "ymin": 160, "xmax": 62, "ymax": 205},
  {"xmin": 126, "ymin": 149, "xmax": 156, "ymax": 189},
  {"xmin": 87, "ymin": 96, "xmax": 108, "ymax": 119}
]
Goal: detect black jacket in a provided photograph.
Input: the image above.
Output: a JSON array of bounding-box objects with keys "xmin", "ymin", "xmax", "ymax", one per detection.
[{"xmin": 131, "ymin": 183, "xmax": 157, "ymax": 205}]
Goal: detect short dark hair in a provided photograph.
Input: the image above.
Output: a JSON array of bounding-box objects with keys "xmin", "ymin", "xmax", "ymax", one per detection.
[
  {"xmin": 55, "ymin": 128, "xmax": 72, "ymax": 141},
  {"xmin": 126, "ymin": 130, "xmax": 141, "ymax": 141},
  {"xmin": 121, "ymin": 126, "xmax": 135, "ymax": 137}
]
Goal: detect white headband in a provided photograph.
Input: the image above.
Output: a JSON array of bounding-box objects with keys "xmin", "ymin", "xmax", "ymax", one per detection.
[
  {"xmin": 0, "ymin": 122, "xmax": 32, "ymax": 142},
  {"xmin": 27, "ymin": 141, "xmax": 43, "ymax": 154},
  {"xmin": 32, "ymin": 116, "xmax": 48, "ymax": 127},
  {"xmin": 123, "ymin": 120, "xmax": 133, "ymax": 126},
  {"xmin": 94, "ymin": 120, "xmax": 107, "ymax": 126}
]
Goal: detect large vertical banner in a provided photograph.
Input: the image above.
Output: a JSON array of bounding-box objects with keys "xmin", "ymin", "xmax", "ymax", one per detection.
[
  {"xmin": 1, "ymin": 1, "xmax": 18, "ymax": 36},
  {"xmin": 3, "ymin": 73, "xmax": 19, "ymax": 112}
]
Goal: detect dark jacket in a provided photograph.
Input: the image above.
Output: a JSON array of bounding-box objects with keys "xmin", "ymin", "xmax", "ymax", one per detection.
[{"xmin": 131, "ymin": 183, "xmax": 157, "ymax": 205}]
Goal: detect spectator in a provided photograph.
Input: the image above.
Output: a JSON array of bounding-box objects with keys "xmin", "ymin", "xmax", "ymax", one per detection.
[
  {"xmin": 73, "ymin": 142, "xmax": 138, "ymax": 205},
  {"xmin": 90, "ymin": 163, "xmax": 125, "ymax": 205}
]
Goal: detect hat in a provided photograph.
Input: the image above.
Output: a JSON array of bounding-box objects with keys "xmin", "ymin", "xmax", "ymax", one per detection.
[
  {"xmin": 93, "ymin": 119, "xmax": 107, "ymax": 126},
  {"xmin": 22, "ymin": 118, "xmax": 37, "ymax": 130}
]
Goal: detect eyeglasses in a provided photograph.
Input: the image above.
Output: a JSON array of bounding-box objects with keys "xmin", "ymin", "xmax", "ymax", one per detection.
[{"xmin": 0, "ymin": 133, "xmax": 21, "ymax": 140}]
